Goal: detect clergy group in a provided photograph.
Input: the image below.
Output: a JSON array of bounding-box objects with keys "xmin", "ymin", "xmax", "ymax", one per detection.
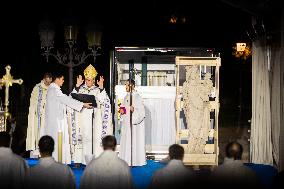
[{"xmin": 25, "ymin": 64, "xmax": 146, "ymax": 166}]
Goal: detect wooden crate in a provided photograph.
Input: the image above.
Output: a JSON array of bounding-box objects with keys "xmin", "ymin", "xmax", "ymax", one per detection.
[{"xmin": 175, "ymin": 56, "xmax": 221, "ymax": 166}]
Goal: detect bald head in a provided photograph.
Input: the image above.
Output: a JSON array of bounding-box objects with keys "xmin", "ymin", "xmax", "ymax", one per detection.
[{"xmin": 226, "ymin": 141, "xmax": 243, "ymax": 160}]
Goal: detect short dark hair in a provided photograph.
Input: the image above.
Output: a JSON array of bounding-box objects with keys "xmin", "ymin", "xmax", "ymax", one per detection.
[
  {"xmin": 225, "ymin": 141, "xmax": 243, "ymax": 160},
  {"xmin": 102, "ymin": 135, "xmax": 117, "ymax": 150},
  {"xmin": 128, "ymin": 79, "xmax": 135, "ymax": 86},
  {"xmin": 52, "ymin": 72, "xmax": 64, "ymax": 81},
  {"xmin": 38, "ymin": 135, "xmax": 54, "ymax": 155},
  {"xmin": 169, "ymin": 144, "xmax": 184, "ymax": 160},
  {"xmin": 43, "ymin": 72, "xmax": 53, "ymax": 79},
  {"xmin": 0, "ymin": 132, "xmax": 10, "ymax": 147}
]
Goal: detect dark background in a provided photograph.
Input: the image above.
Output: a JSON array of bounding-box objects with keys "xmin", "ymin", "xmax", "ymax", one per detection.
[{"xmin": 0, "ymin": 0, "xmax": 281, "ymax": 155}]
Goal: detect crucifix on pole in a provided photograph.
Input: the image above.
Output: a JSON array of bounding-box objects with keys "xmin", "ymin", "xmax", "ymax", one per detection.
[
  {"xmin": 128, "ymin": 59, "xmax": 134, "ymax": 166},
  {"xmin": 0, "ymin": 65, "xmax": 23, "ymax": 132}
]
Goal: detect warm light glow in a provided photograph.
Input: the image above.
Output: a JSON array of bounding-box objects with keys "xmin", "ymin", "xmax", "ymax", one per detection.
[
  {"xmin": 233, "ymin": 43, "xmax": 252, "ymax": 60},
  {"xmin": 236, "ymin": 43, "xmax": 246, "ymax": 52},
  {"xmin": 169, "ymin": 15, "xmax": 177, "ymax": 24}
]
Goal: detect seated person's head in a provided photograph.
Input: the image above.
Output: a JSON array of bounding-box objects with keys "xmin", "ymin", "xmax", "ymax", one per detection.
[
  {"xmin": 102, "ymin": 135, "xmax": 117, "ymax": 151},
  {"xmin": 225, "ymin": 141, "xmax": 243, "ymax": 160},
  {"xmin": 0, "ymin": 132, "xmax": 10, "ymax": 147},
  {"xmin": 38, "ymin": 135, "xmax": 54, "ymax": 157},
  {"xmin": 169, "ymin": 144, "xmax": 184, "ymax": 160}
]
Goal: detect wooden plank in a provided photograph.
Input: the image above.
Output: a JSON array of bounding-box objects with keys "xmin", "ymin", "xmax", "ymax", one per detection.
[
  {"xmin": 175, "ymin": 64, "xmax": 180, "ymax": 143},
  {"xmin": 176, "ymin": 56, "xmax": 221, "ymax": 66},
  {"xmin": 178, "ymin": 129, "xmax": 189, "ymax": 138},
  {"xmin": 183, "ymin": 154, "xmax": 217, "ymax": 165}
]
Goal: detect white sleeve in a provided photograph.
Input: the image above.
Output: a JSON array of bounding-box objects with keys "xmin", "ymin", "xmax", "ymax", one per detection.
[
  {"xmin": 96, "ymin": 89, "xmax": 109, "ymax": 104},
  {"xmin": 71, "ymin": 87, "xmax": 78, "ymax": 94},
  {"xmin": 132, "ymin": 94, "xmax": 145, "ymax": 125},
  {"xmin": 57, "ymin": 94, "xmax": 83, "ymax": 112}
]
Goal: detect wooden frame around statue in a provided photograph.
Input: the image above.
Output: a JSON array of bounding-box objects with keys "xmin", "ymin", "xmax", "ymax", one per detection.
[{"xmin": 175, "ymin": 56, "xmax": 221, "ymax": 166}]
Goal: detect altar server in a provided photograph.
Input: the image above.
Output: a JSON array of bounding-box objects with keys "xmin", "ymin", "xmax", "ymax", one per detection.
[{"xmin": 119, "ymin": 79, "xmax": 146, "ymax": 166}]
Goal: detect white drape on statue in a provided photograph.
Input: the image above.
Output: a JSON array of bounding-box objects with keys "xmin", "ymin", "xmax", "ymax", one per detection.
[{"xmin": 251, "ymin": 39, "xmax": 273, "ymax": 165}]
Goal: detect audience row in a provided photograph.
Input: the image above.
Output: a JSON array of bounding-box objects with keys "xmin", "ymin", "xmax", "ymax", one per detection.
[{"xmin": 0, "ymin": 132, "xmax": 283, "ymax": 189}]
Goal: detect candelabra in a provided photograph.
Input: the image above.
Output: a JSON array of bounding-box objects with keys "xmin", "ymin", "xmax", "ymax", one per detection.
[{"xmin": 39, "ymin": 19, "xmax": 102, "ymax": 92}]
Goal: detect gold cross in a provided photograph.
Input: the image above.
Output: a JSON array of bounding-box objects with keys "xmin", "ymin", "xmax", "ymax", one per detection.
[{"xmin": 0, "ymin": 65, "xmax": 23, "ymax": 132}]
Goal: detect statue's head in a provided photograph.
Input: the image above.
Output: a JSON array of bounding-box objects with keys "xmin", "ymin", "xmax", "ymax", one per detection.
[{"xmin": 186, "ymin": 66, "xmax": 199, "ymax": 80}]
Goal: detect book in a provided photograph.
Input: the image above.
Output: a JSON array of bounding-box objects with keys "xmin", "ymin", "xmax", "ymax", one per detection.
[{"xmin": 71, "ymin": 93, "xmax": 97, "ymax": 107}]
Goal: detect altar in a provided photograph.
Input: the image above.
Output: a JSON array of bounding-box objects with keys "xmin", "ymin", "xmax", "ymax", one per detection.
[{"xmin": 115, "ymin": 85, "xmax": 176, "ymax": 157}]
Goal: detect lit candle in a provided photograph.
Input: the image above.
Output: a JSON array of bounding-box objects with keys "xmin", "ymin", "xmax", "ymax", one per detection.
[{"xmin": 58, "ymin": 130, "xmax": 62, "ymax": 162}]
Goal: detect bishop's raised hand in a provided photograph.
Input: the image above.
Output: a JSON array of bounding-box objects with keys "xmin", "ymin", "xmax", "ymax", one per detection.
[
  {"xmin": 97, "ymin": 76, "xmax": 104, "ymax": 89},
  {"xmin": 76, "ymin": 75, "xmax": 84, "ymax": 87}
]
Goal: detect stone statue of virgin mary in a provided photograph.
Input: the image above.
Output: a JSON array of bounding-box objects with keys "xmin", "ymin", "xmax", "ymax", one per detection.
[{"xmin": 182, "ymin": 65, "xmax": 213, "ymax": 153}]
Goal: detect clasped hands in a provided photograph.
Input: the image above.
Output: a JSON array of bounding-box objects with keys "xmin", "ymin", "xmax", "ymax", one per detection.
[{"xmin": 83, "ymin": 103, "xmax": 93, "ymax": 109}]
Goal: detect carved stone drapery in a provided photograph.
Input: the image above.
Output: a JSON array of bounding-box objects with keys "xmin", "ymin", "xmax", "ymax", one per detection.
[{"xmin": 181, "ymin": 65, "xmax": 213, "ymax": 153}]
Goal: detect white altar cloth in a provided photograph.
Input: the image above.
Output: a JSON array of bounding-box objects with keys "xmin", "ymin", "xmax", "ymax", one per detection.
[{"xmin": 115, "ymin": 85, "xmax": 176, "ymax": 146}]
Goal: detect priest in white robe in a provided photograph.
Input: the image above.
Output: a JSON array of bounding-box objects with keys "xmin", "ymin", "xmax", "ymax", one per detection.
[
  {"xmin": 119, "ymin": 79, "xmax": 146, "ymax": 166},
  {"xmin": 71, "ymin": 64, "xmax": 113, "ymax": 165},
  {"xmin": 149, "ymin": 144, "xmax": 194, "ymax": 189},
  {"xmin": 26, "ymin": 73, "xmax": 52, "ymax": 157},
  {"xmin": 44, "ymin": 73, "xmax": 92, "ymax": 164},
  {"xmin": 0, "ymin": 132, "xmax": 29, "ymax": 189},
  {"xmin": 26, "ymin": 135, "xmax": 76, "ymax": 189},
  {"xmin": 80, "ymin": 135, "xmax": 133, "ymax": 189}
]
